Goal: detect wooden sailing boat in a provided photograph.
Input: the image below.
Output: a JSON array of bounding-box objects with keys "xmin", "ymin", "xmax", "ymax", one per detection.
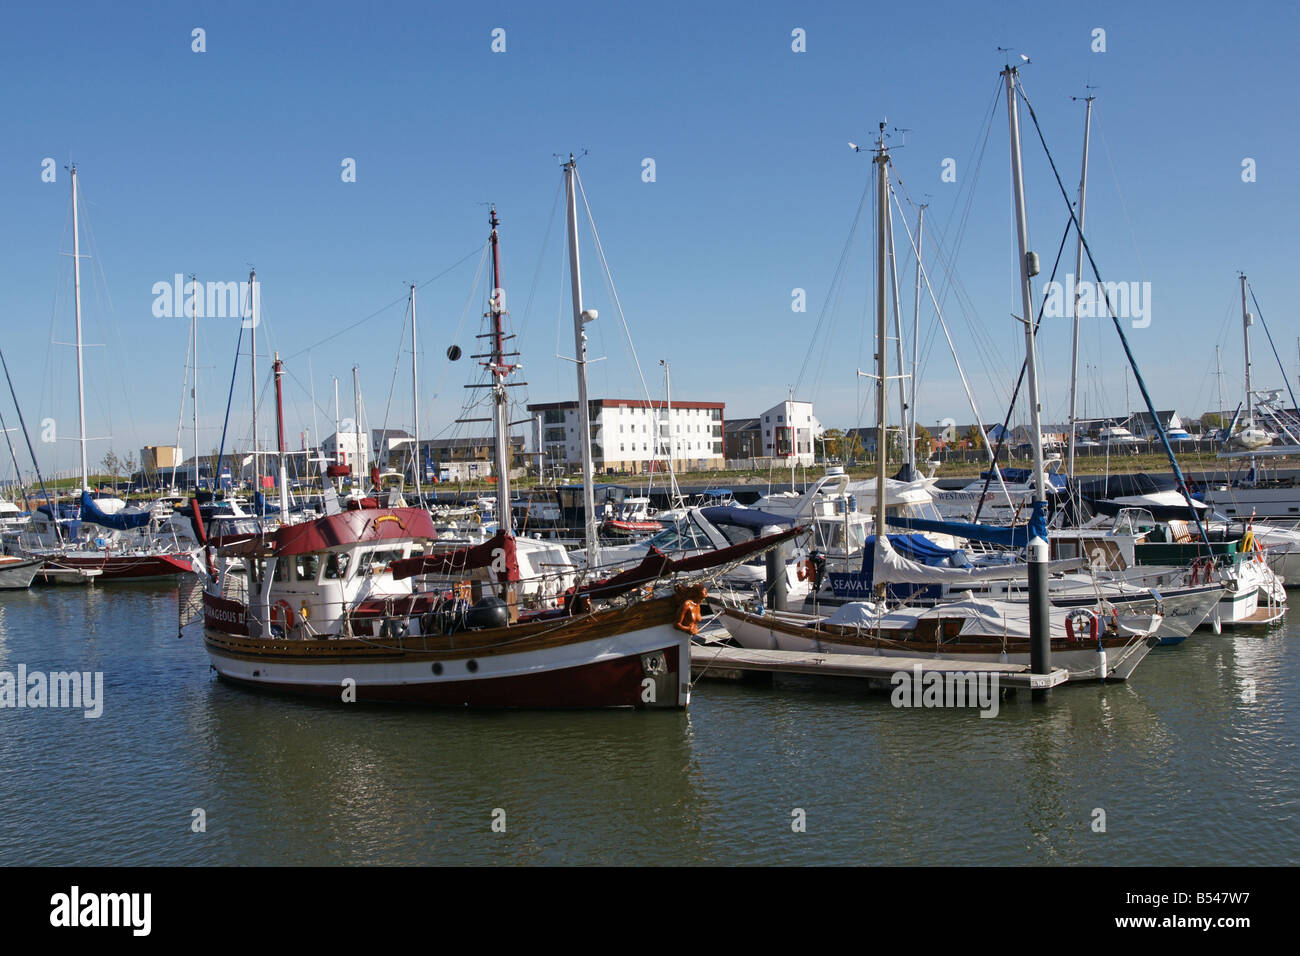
[{"xmin": 198, "ymin": 185, "xmax": 800, "ymax": 708}]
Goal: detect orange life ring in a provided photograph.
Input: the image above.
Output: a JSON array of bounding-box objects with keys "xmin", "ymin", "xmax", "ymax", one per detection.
[
  {"xmin": 797, "ymin": 559, "xmax": 813, "ymax": 582},
  {"xmin": 1065, "ymin": 609, "xmax": 1098, "ymax": 643},
  {"xmin": 270, "ymin": 599, "xmax": 296, "ymax": 633}
]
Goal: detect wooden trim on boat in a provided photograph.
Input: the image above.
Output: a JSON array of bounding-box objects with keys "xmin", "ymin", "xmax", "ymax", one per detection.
[{"xmin": 204, "ymin": 591, "xmax": 684, "ymax": 664}]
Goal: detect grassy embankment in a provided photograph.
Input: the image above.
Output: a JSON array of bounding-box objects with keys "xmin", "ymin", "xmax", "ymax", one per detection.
[{"xmin": 9, "ymin": 451, "xmax": 1274, "ymax": 501}]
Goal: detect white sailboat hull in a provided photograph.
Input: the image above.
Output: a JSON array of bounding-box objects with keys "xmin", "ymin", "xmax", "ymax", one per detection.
[{"xmin": 720, "ymin": 608, "xmax": 1157, "ymax": 682}]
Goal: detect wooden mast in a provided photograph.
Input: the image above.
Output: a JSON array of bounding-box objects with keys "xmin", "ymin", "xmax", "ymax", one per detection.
[
  {"xmin": 273, "ymin": 353, "xmax": 289, "ymax": 516},
  {"xmin": 410, "ymin": 283, "xmax": 421, "ymax": 501},
  {"xmin": 487, "ymin": 204, "xmax": 514, "ymax": 528}
]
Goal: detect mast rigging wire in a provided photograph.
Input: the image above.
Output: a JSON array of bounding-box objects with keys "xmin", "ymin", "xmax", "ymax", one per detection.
[{"xmin": 1013, "ymin": 71, "xmax": 1212, "ymax": 551}]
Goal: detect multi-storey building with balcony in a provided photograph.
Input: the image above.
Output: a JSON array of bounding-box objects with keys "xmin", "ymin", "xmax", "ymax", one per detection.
[{"xmin": 527, "ymin": 399, "xmax": 725, "ymax": 475}]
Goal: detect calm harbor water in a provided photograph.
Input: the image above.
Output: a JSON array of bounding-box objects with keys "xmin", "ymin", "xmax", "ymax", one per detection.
[{"xmin": 1, "ymin": 581, "xmax": 1295, "ymax": 866}]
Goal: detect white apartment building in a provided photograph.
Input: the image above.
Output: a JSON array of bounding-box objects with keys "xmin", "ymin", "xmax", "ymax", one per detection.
[
  {"xmin": 760, "ymin": 399, "xmax": 821, "ymax": 466},
  {"xmin": 321, "ymin": 430, "xmax": 370, "ymax": 475},
  {"xmin": 528, "ymin": 399, "xmax": 726, "ymax": 475}
]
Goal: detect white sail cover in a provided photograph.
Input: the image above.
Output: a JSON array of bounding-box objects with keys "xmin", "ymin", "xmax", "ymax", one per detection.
[{"xmin": 823, "ymin": 596, "xmax": 1159, "ymax": 640}]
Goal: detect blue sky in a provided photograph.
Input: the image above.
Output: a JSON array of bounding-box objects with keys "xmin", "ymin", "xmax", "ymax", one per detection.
[{"xmin": 2, "ymin": 0, "xmax": 1296, "ymax": 477}]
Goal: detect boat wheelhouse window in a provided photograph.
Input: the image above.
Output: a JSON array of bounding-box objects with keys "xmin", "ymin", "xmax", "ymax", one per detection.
[
  {"xmin": 273, "ymin": 559, "xmax": 291, "ymax": 582},
  {"xmin": 296, "ymin": 554, "xmax": 319, "ymax": 581},
  {"xmin": 323, "ymin": 552, "xmax": 350, "ymax": 579},
  {"xmin": 361, "ymin": 549, "xmax": 404, "ymax": 574},
  {"xmin": 817, "ymin": 520, "xmax": 865, "ymax": 552},
  {"xmin": 847, "ymin": 522, "xmax": 866, "ymax": 552}
]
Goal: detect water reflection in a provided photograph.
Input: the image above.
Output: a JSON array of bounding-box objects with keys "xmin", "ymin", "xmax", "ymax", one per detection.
[
  {"xmin": 0, "ymin": 580, "xmax": 1296, "ymax": 865},
  {"xmin": 198, "ymin": 688, "xmax": 702, "ymax": 865}
]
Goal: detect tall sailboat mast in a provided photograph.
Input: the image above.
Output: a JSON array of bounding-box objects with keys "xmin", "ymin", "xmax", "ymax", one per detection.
[
  {"xmin": 563, "ymin": 155, "xmax": 600, "ymax": 568},
  {"xmin": 873, "ymin": 124, "xmax": 889, "ymax": 576},
  {"xmin": 191, "ymin": 274, "xmax": 199, "ymax": 490},
  {"xmin": 1003, "ymin": 64, "xmax": 1052, "ymax": 686},
  {"xmin": 352, "ymin": 365, "xmax": 362, "ymax": 489},
  {"xmin": 884, "ymin": 182, "xmax": 908, "ymax": 467},
  {"xmin": 1240, "ymin": 272, "xmax": 1259, "ymax": 472},
  {"xmin": 487, "ymin": 205, "xmax": 514, "ymax": 527},
  {"xmin": 70, "ymin": 165, "xmax": 89, "ymax": 491},
  {"xmin": 1067, "ymin": 93, "xmax": 1094, "ymax": 479},
  {"xmin": 273, "ymin": 353, "xmax": 289, "ymax": 516},
  {"xmin": 909, "ymin": 204, "xmax": 925, "ymax": 460},
  {"xmin": 249, "ymin": 268, "xmax": 258, "ymax": 490},
  {"xmin": 659, "ymin": 359, "xmax": 682, "ymax": 503},
  {"xmin": 333, "ymin": 376, "xmax": 340, "ymax": 470},
  {"xmin": 1215, "ymin": 345, "xmax": 1224, "ymax": 428},
  {"xmin": 1241, "ymin": 272, "xmax": 1254, "ymax": 428},
  {"xmin": 410, "ymin": 283, "xmax": 421, "ymax": 500}
]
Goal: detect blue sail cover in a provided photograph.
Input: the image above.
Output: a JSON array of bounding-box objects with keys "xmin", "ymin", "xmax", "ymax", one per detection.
[
  {"xmin": 884, "ymin": 499, "xmax": 1048, "ymax": 548},
  {"xmin": 37, "ymin": 501, "xmax": 79, "ymax": 520},
  {"xmin": 885, "ymin": 515, "xmax": 1026, "ymax": 548},
  {"xmin": 982, "ymin": 467, "xmax": 1068, "ymax": 490},
  {"xmin": 254, "ymin": 491, "xmax": 303, "ymax": 516},
  {"xmin": 827, "ymin": 534, "xmax": 956, "ymax": 600},
  {"xmin": 699, "ymin": 505, "xmax": 794, "ymax": 530},
  {"xmin": 36, "ymin": 502, "xmax": 81, "ymax": 538},
  {"xmin": 80, "ymin": 490, "xmax": 152, "ymax": 531}
]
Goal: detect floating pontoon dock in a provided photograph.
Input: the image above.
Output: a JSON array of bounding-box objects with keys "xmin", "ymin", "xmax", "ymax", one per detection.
[{"xmin": 690, "ymin": 643, "xmax": 1070, "ymax": 690}]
